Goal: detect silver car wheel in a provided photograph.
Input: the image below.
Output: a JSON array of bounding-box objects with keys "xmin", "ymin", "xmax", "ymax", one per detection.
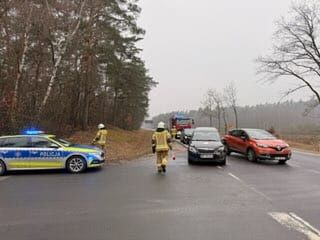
[{"xmin": 68, "ymin": 157, "xmax": 85, "ymax": 173}]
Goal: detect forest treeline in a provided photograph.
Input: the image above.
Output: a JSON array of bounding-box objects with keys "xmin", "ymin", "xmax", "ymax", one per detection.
[
  {"xmin": 0, "ymin": 0, "xmax": 156, "ymax": 134},
  {"xmin": 152, "ymin": 101, "xmax": 320, "ymax": 135}
]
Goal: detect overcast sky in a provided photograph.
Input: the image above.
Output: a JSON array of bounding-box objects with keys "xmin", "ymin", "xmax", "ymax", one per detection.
[{"xmin": 138, "ymin": 0, "xmax": 309, "ymax": 117}]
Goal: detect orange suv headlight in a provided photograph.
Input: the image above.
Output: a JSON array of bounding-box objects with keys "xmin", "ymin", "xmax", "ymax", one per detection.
[{"xmin": 256, "ymin": 143, "xmax": 268, "ymax": 148}]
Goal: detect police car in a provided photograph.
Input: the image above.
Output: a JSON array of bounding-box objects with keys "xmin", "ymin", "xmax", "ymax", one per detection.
[{"xmin": 0, "ymin": 131, "xmax": 105, "ymax": 176}]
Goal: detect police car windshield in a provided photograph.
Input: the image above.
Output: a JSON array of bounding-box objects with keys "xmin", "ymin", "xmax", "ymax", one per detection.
[{"xmin": 50, "ymin": 137, "xmax": 72, "ymax": 147}]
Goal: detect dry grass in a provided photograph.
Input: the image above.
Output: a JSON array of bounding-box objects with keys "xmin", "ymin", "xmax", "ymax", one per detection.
[
  {"xmin": 68, "ymin": 126, "xmax": 153, "ymax": 162},
  {"xmin": 283, "ymin": 134, "xmax": 320, "ymax": 153}
]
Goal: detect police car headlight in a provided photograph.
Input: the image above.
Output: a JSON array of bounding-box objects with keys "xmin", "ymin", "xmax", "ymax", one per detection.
[
  {"xmin": 88, "ymin": 153, "xmax": 102, "ymax": 161},
  {"xmin": 189, "ymin": 146, "xmax": 198, "ymax": 154}
]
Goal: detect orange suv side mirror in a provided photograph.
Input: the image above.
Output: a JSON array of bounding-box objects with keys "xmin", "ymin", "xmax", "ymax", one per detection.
[{"xmin": 240, "ymin": 136, "xmax": 247, "ymax": 141}]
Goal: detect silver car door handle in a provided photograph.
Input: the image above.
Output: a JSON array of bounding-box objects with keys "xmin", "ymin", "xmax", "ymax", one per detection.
[{"xmin": 31, "ymin": 151, "xmax": 38, "ymax": 154}]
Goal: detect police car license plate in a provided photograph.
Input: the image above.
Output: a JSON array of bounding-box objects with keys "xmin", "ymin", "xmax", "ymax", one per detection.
[
  {"xmin": 275, "ymin": 157, "xmax": 286, "ymax": 160},
  {"xmin": 201, "ymin": 154, "xmax": 213, "ymax": 159}
]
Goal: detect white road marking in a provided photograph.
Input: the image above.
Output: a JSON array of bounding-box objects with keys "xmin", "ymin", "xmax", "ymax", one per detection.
[
  {"xmin": 248, "ymin": 186, "xmax": 273, "ymax": 201},
  {"xmin": 228, "ymin": 173, "xmax": 241, "ymax": 181},
  {"xmin": 269, "ymin": 212, "xmax": 320, "ymax": 240},
  {"xmin": 0, "ymin": 176, "xmax": 9, "ymax": 182},
  {"xmin": 217, "ymin": 166, "xmax": 223, "ymax": 169},
  {"xmin": 228, "ymin": 172, "xmax": 272, "ymax": 201},
  {"xmin": 305, "ymin": 169, "xmax": 320, "ymax": 175}
]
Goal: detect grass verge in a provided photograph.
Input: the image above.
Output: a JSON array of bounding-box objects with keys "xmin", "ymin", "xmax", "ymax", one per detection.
[
  {"xmin": 283, "ymin": 134, "xmax": 320, "ymax": 153},
  {"xmin": 68, "ymin": 127, "xmax": 153, "ymax": 162}
]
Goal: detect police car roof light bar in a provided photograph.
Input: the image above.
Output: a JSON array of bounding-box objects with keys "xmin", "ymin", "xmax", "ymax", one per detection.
[{"xmin": 24, "ymin": 130, "xmax": 45, "ymax": 135}]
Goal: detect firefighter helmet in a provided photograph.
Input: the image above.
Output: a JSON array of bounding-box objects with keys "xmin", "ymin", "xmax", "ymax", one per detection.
[{"xmin": 157, "ymin": 122, "xmax": 165, "ymax": 129}]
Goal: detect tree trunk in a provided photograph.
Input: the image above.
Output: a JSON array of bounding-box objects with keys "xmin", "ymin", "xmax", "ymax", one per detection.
[
  {"xmin": 233, "ymin": 107, "xmax": 239, "ymax": 128},
  {"xmin": 82, "ymin": 92, "xmax": 89, "ymax": 130},
  {"xmin": 217, "ymin": 106, "xmax": 221, "ymax": 132},
  {"xmin": 209, "ymin": 115, "xmax": 213, "ymax": 127},
  {"xmin": 11, "ymin": 7, "xmax": 33, "ymax": 128},
  {"xmin": 38, "ymin": 0, "xmax": 87, "ymax": 118},
  {"xmin": 222, "ymin": 107, "xmax": 228, "ymax": 134},
  {"xmin": 112, "ymin": 90, "xmax": 118, "ymax": 126}
]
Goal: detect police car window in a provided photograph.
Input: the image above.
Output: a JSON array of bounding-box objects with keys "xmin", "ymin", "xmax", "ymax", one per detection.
[
  {"xmin": 0, "ymin": 138, "xmax": 4, "ymax": 147},
  {"xmin": 3, "ymin": 137, "xmax": 31, "ymax": 148},
  {"xmin": 32, "ymin": 137, "xmax": 53, "ymax": 148},
  {"xmin": 50, "ymin": 137, "xmax": 71, "ymax": 147}
]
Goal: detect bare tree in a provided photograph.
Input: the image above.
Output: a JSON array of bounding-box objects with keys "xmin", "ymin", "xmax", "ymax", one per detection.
[
  {"xmin": 221, "ymin": 103, "xmax": 228, "ymax": 134},
  {"xmin": 201, "ymin": 89, "xmax": 216, "ymax": 127},
  {"xmin": 211, "ymin": 90, "xmax": 223, "ymax": 132},
  {"xmin": 200, "ymin": 89, "xmax": 225, "ymax": 130},
  {"xmin": 224, "ymin": 81, "xmax": 239, "ymax": 128},
  {"xmin": 257, "ymin": 1, "xmax": 320, "ymax": 107}
]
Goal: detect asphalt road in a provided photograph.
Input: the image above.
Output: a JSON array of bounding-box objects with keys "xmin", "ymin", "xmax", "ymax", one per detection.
[{"xmin": 1, "ymin": 144, "xmax": 320, "ymax": 240}]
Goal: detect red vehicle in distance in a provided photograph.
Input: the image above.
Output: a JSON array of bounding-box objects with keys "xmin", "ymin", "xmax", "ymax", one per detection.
[
  {"xmin": 170, "ymin": 114, "xmax": 194, "ymax": 138},
  {"xmin": 222, "ymin": 128, "xmax": 292, "ymax": 164}
]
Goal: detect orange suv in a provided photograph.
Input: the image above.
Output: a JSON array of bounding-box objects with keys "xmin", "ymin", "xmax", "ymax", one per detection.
[{"xmin": 223, "ymin": 128, "xmax": 292, "ymax": 164}]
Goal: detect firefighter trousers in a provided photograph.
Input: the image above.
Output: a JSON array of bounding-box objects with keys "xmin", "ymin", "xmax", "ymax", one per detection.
[{"xmin": 156, "ymin": 150, "xmax": 168, "ymax": 168}]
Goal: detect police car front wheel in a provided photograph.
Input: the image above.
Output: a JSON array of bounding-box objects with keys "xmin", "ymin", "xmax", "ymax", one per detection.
[
  {"xmin": 67, "ymin": 156, "xmax": 87, "ymax": 173},
  {"xmin": 0, "ymin": 160, "xmax": 6, "ymax": 176}
]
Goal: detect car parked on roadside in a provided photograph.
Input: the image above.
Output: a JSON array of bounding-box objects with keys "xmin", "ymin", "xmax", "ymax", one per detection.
[
  {"xmin": 181, "ymin": 128, "xmax": 194, "ymax": 145},
  {"xmin": 188, "ymin": 127, "xmax": 226, "ymax": 165},
  {"xmin": 0, "ymin": 131, "xmax": 105, "ymax": 176},
  {"xmin": 222, "ymin": 128, "xmax": 291, "ymax": 164}
]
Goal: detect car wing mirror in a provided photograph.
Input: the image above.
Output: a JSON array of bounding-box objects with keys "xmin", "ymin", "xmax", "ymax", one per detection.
[{"xmin": 240, "ymin": 136, "xmax": 247, "ymax": 141}]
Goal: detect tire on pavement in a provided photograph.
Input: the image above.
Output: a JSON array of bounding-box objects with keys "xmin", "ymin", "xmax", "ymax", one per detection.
[
  {"xmin": 0, "ymin": 160, "xmax": 6, "ymax": 176},
  {"xmin": 220, "ymin": 157, "xmax": 226, "ymax": 166},
  {"xmin": 278, "ymin": 160, "xmax": 287, "ymax": 165},
  {"xmin": 247, "ymin": 149, "xmax": 257, "ymax": 162},
  {"xmin": 188, "ymin": 154, "xmax": 194, "ymax": 165},
  {"xmin": 66, "ymin": 156, "xmax": 87, "ymax": 174},
  {"xmin": 224, "ymin": 144, "xmax": 232, "ymax": 156}
]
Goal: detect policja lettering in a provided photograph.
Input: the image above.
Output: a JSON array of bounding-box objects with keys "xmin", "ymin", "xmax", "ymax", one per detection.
[{"xmin": 40, "ymin": 152, "xmax": 62, "ymax": 157}]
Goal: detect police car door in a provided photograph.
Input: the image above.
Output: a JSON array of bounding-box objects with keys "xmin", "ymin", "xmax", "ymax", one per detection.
[
  {"xmin": 30, "ymin": 136, "xmax": 64, "ymax": 169},
  {"xmin": 0, "ymin": 137, "xmax": 32, "ymax": 170}
]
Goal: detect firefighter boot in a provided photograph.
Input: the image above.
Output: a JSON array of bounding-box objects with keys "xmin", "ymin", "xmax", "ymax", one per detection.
[{"xmin": 161, "ymin": 158, "xmax": 168, "ymax": 173}]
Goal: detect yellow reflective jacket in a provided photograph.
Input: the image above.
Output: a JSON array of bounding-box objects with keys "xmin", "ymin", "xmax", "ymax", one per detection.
[
  {"xmin": 94, "ymin": 129, "xmax": 108, "ymax": 145},
  {"xmin": 171, "ymin": 128, "xmax": 177, "ymax": 136},
  {"xmin": 152, "ymin": 130, "xmax": 171, "ymax": 152}
]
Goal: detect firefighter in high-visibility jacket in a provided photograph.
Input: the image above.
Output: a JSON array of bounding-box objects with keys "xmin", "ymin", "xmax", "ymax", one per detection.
[
  {"xmin": 171, "ymin": 126, "xmax": 177, "ymax": 140},
  {"xmin": 152, "ymin": 122, "xmax": 172, "ymax": 173},
  {"xmin": 93, "ymin": 123, "xmax": 108, "ymax": 151}
]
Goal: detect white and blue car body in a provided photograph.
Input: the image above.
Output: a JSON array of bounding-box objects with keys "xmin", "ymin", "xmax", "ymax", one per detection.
[{"xmin": 0, "ymin": 132, "xmax": 105, "ymax": 175}]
